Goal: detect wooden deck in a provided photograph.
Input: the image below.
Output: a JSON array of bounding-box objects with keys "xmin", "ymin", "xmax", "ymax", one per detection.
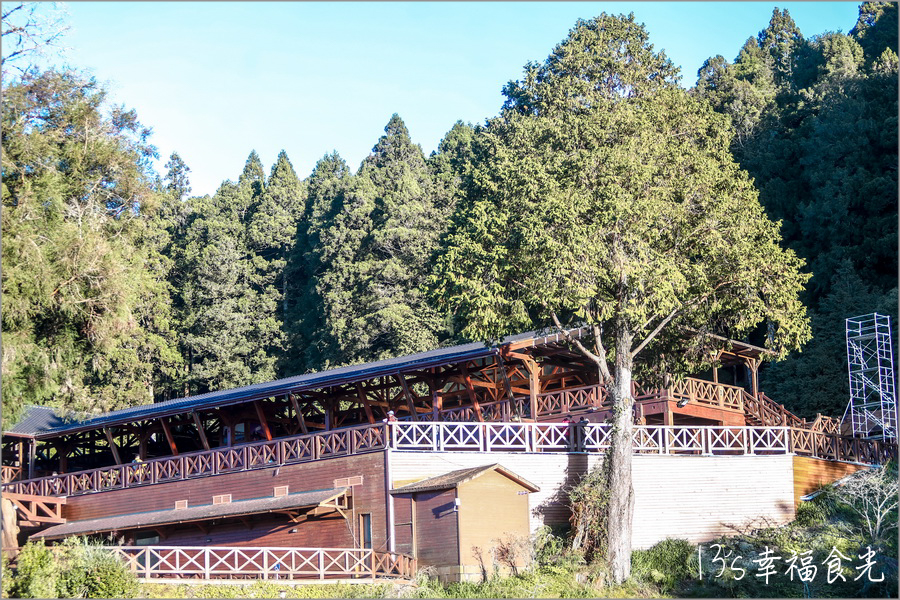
[{"xmin": 4, "ymin": 420, "xmax": 893, "ymax": 499}]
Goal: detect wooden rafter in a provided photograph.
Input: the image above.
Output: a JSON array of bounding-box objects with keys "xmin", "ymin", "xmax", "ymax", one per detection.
[
  {"xmin": 458, "ymin": 363, "xmax": 483, "ymax": 422},
  {"xmin": 253, "ymin": 401, "xmax": 273, "ymax": 442},
  {"xmin": 355, "ymin": 383, "xmax": 376, "ymax": 424},
  {"xmin": 289, "ymin": 394, "xmax": 309, "ymax": 435},
  {"xmin": 395, "ymin": 374, "xmax": 419, "ymax": 421},
  {"xmin": 191, "ymin": 411, "xmax": 211, "ymax": 451},
  {"xmin": 103, "ymin": 428, "xmax": 122, "ymax": 465},
  {"xmin": 159, "ymin": 418, "xmax": 178, "ymax": 456}
]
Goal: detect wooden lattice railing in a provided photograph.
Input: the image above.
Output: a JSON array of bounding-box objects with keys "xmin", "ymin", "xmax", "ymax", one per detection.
[
  {"xmin": 1, "ymin": 466, "xmax": 22, "ymax": 484},
  {"xmin": 112, "ymin": 546, "xmax": 415, "ymax": 580},
  {"xmin": 2, "ymin": 492, "xmax": 66, "ymax": 527}
]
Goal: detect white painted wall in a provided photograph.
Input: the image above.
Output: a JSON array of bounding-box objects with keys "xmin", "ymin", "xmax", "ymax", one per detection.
[{"xmin": 389, "ymin": 450, "xmax": 795, "ymax": 549}]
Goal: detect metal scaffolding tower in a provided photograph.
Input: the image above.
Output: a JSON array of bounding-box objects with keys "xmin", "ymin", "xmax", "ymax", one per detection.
[{"xmin": 842, "ymin": 313, "xmax": 897, "ymax": 441}]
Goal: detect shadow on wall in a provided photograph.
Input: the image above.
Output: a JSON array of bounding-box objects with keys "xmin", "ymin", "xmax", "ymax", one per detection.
[{"xmin": 533, "ymin": 452, "xmax": 590, "ymax": 527}]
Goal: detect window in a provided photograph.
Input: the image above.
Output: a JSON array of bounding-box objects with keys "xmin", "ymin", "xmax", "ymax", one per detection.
[{"xmin": 359, "ymin": 514, "xmax": 372, "ymax": 549}]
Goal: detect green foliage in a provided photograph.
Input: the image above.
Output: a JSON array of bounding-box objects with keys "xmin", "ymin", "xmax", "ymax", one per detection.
[
  {"xmin": 631, "ymin": 538, "xmax": 696, "ymax": 592},
  {"xmin": 7, "ymin": 541, "xmax": 58, "ymax": 599},
  {"xmin": 163, "ymin": 152, "xmax": 192, "ymax": 201},
  {"xmin": 568, "ymin": 461, "xmax": 611, "ymax": 563},
  {"xmin": 1, "ymin": 68, "xmax": 181, "ymax": 421}
]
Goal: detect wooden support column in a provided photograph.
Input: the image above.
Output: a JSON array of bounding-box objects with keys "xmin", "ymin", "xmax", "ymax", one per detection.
[
  {"xmin": 494, "ymin": 355, "xmax": 516, "ymax": 418},
  {"xmin": 356, "ymin": 384, "xmax": 376, "ymax": 424},
  {"xmin": 253, "ymin": 401, "xmax": 273, "ymax": 441},
  {"xmin": 27, "ymin": 439, "xmax": 35, "ymax": 479},
  {"xmin": 103, "ymin": 428, "xmax": 123, "ymax": 465},
  {"xmin": 749, "ymin": 358, "xmax": 759, "ymax": 399},
  {"xmin": 160, "ymin": 418, "xmax": 179, "ymax": 456},
  {"xmin": 395, "ymin": 374, "xmax": 419, "ymax": 422},
  {"xmin": 458, "ymin": 363, "xmax": 483, "ymax": 422},
  {"xmin": 289, "ymin": 394, "xmax": 309, "ymax": 435},
  {"xmin": 17, "ymin": 440, "xmax": 24, "ymax": 469},
  {"xmin": 520, "ymin": 356, "xmax": 541, "ymax": 420},
  {"xmin": 663, "ymin": 404, "xmax": 674, "ymax": 426},
  {"xmin": 325, "ymin": 399, "xmax": 334, "ymax": 431},
  {"xmin": 191, "ymin": 412, "xmax": 210, "ymax": 451},
  {"xmin": 57, "ymin": 439, "xmax": 68, "ymax": 473}
]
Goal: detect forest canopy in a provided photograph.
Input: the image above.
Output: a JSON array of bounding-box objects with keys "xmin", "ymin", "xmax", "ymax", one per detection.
[{"xmin": 1, "ymin": 2, "xmax": 897, "ymax": 425}]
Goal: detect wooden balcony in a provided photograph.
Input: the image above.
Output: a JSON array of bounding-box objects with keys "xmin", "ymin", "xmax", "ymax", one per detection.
[
  {"xmin": 4, "ymin": 418, "xmax": 895, "ymax": 500},
  {"xmin": 1, "ymin": 466, "xmax": 22, "ymax": 484}
]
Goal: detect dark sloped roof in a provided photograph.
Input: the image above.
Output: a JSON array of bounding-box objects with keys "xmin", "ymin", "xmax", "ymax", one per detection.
[
  {"xmin": 31, "ymin": 487, "xmax": 348, "ymax": 540},
  {"xmin": 3, "ymin": 406, "xmax": 72, "ymax": 438},
  {"xmin": 390, "ymin": 464, "xmax": 539, "ymax": 494},
  {"xmin": 6, "ymin": 328, "xmax": 580, "ymax": 440}
]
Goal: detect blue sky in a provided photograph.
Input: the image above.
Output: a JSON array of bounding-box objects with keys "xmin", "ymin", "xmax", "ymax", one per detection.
[{"xmin": 50, "ymin": 2, "xmax": 861, "ymax": 197}]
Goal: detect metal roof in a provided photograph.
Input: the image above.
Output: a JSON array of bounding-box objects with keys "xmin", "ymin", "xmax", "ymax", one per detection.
[
  {"xmin": 31, "ymin": 487, "xmax": 348, "ymax": 540},
  {"xmin": 390, "ymin": 464, "xmax": 539, "ymax": 494},
  {"xmin": 6, "ymin": 328, "xmax": 574, "ymax": 440}
]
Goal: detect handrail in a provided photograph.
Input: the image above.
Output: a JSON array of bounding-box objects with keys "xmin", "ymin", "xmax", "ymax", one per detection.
[
  {"xmin": 17, "ymin": 546, "xmax": 415, "ymax": 580},
  {"xmin": 1, "ymin": 465, "xmax": 22, "ymax": 484},
  {"xmin": 5, "ymin": 422, "xmax": 893, "ymax": 498}
]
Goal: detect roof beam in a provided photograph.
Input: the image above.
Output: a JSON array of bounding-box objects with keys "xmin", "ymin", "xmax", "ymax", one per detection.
[
  {"xmin": 355, "ymin": 384, "xmax": 376, "ymax": 424},
  {"xmin": 103, "ymin": 428, "xmax": 122, "ymax": 465},
  {"xmin": 191, "ymin": 411, "xmax": 210, "ymax": 451},
  {"xmin": 253, "ymin": 401, "xmax": 273, "ymax": 442},
  {"xmin": 159, "ymin": 418, "xmax": 178, "ymax": 456},
  {"xmin": 289, "ymin": 394, "xmax": 309, "ymax": 435}
]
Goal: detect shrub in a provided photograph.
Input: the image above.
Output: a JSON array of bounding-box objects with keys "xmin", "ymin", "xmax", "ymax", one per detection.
[
  {"xmin": 7, "ymin": 541, "xmax": 58, "ymax": 599},
  {"xmin": 631, "ymin": 538, "xmax": 696, "ymax": 592},
  {"xmin": 794, "ymin": 499, "xmax": 828, "ymax": 528},
  {"xmin": 54, "ymin": 537, "xmax": 138, "ymax": 599}
]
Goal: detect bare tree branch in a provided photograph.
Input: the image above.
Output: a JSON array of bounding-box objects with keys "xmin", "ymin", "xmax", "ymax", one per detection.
[{"xmin": 550, "ymin": 310, "xmax": 612, "ymax": 383}]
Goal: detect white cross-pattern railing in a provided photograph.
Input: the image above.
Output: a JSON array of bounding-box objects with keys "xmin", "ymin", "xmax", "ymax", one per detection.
[
  {"xmin": 390, "ymin": 422, "xmax": 791, "ymax": 455},
  {"xmin": 107, "ymin": 546, "xmax": 415, "ymax": 580}
]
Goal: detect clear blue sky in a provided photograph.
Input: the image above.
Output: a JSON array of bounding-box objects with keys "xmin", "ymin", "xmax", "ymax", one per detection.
[{"xmin": 52, "ymin": 2, "xmax": 861, "ymax": 197}]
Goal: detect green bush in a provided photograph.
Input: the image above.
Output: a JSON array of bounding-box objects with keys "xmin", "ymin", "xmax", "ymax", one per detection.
[
  {"xmin": 631, "ymin": 538, "xmax": 697, "ymax": 592},
  {"xmin": 8, "ymin": 541, "xmax": 58, "ymax": 599},
  {"xmin": 794, "ymin": 499, "xmax": 828, "ymax": 528},
  {"xmin": 55, "ymin": 537, "xmax": 138, "ymax": 599}
]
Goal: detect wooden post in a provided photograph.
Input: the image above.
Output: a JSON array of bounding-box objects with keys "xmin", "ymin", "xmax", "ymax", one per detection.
[
  {"xmin": 27, "ymin": 439, "xmax": 35, "ymax": 479},
  {"xmin": 160, "ymin": 418, "xmax": 178, "ymax": 456},
  {"xmin": 104, "ymin": 428, "xmax": 123, "ymax": 465},
  {"xmin": 395, "ymin": 375, "xmax": 419, "ymax": 422},
  {"xmin": 191, "ymin": 412, "xmax": 210, "ymax": 451},
  {"xmin": 458, "ymin": 363, "xmax": 483, "ymax": 422},
  {"xmin": 58, "ymin": 440, "xmax": 68, "ymax": 473},
  {"xmin": 749, "ymin": 359, "xmax": 759, "ymax": 399},
  {"xmin": 521, "ymin": 357, "xmax": 540, "ymax": 421},
  {"xmin": 494, "ymin": 355, "xmax": 516, "ymax": 416},
  {"xmin": 289, "ymin": 394, "xmax": 309, "ymax": 435},
  {"xmin": 138, "ymin": 430, "xmax": 148, "ymax": 459},
  {"xmin": 325, "ymin": 400, "xmax": 333, "ymax": 431},
  {"xmin": 253, "ymin": 401, "xmax": 273, "ymax": 441},
  {"xmin": 356, "ymin": 383, "xmax": 376, "ymax": 424}
]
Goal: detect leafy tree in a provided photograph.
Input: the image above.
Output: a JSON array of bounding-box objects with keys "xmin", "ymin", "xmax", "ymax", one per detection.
[
  {"xmin": 850, "ymin": 1, "xmax": 898, "ymax": 64},
  {"xmin": 163, "ymin": 151, "xmax": 191, "ymax": 201},
  {"xmin": 432, "ymin": 13, "xmax": 810, "ymax": 582},
  {"xmin": 1, "ymin": 69, "xmax": 181, "ymax": 420}
]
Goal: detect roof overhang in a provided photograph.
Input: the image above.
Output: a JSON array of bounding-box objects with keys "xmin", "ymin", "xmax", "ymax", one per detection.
[{"xmin": 30, "ymin": 487, "xmax": 349, "ymax": 541}]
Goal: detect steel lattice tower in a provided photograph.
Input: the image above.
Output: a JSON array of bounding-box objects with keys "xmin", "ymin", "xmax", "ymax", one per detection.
[{"xmin": 842, "ymin": 313, "xmax": 897, "ymax": 440}]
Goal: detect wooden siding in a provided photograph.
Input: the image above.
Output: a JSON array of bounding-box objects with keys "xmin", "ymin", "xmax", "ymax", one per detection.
[
  {"xmin": 409, "ymin": 489, "xmax": 459, "ymax": 570},
  {"xmin": 792, "ymin": 456, "xmax": 869, "ymax": 506},
  {"xmin": 61, "ymin": 452, "xmax": 387, "ymax": 550},
  {"xmin": 457, "ymin": 470, "xmax": 531, "ymax": 577},
  {"xmin": 390, "ymin": 450, "xmax": 795, "ymax": 549},
  {"xmin": 393, "ymin": 495, "xmax": 415, "ymax": 557},
  {"xmin": 129, "ymin": 513, "xmax": 351, "ymax": 548}
]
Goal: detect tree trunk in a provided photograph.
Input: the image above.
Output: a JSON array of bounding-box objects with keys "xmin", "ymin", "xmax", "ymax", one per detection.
[{"xmin": 606, "ymin": 333, "xmax": 635, "ymax": 583}]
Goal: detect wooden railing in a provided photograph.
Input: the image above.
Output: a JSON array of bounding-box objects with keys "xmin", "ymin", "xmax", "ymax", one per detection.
[
  {"xmin": 743, "ymin": 392, "xmax": 806, "ymax": 428},
  {"xmin": 670, "ymin": 378, "xmax": 744, "ymax": 411},
  {"xmin": 2, "ymin": 492, "xmax": 66, "ymax": 527},
  {"xmin": 4, "ymin": 422, "xmax": 388, "ymax": 498},
  {"xmin": 535, "ymin": 384, "xmax": 606, "ymax": 417},
  {"xmin": 3, "ymin": 546, "xmax": 414, "ymax": 581},
  {"xmin": 1, "ymin": 466, "xmax": 22, "ymax": 483},
  {"xmin": 789, "ymin": 428, "xmax": 896, "ymax": 465}
]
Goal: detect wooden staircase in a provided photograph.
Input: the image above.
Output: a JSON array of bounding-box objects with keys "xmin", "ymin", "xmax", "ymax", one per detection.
[{"xmin": 743, "ymin": 391, "xmax": 842, "ymax": 434}]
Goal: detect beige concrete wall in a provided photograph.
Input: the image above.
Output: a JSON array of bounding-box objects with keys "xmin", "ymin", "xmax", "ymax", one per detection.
[{"xmin": 389, "ymin": 450, "xmax": 795, "ymax": 550}]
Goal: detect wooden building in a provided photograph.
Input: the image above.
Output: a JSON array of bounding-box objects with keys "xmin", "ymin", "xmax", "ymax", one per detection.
[{"xmin": 1, "ymin": 328, "xmax": 895, "ymax": 582}]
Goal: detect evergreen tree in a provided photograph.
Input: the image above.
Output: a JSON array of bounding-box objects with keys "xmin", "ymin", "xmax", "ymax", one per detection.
[
  {"xmin": 282, "ymin": 152, "xmax": 351, "ymax": 374},
  {"xmin": 1, "ymin": 69, "xmax": 181, "ymax": 420},
  {"xmin": 163, "ymin": 152, "xmax": 191, "ymax": 201}
]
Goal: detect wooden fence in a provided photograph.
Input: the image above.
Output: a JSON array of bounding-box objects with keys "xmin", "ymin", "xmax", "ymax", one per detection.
[
  {"xmin": 1, "ymin": 466, "xmax": 22, "ymax": 484},
  {"xmin": 4, "ymin": 422, "xmax": 894, "ymax": 499}
]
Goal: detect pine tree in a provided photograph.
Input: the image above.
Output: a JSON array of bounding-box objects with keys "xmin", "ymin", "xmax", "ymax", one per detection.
[
  {"xmin": 282, "ymin": 152, "xmax": 352, "ymax": 374},
  {"xmin": 163, "ymin": 152, "xmax": 191, "ymax": 201}
]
